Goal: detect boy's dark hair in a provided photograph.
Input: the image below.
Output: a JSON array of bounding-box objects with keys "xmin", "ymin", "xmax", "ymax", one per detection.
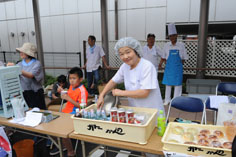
[
  {"xmin": 69, "ymin": 67, "xmax": 83, "ymax": 78},
  {"xmin": 147, "ymin": 33, "xmax": 156, "ymax": 39},
  {"xmin": 88, "ymin": 35, "xmax": 96, "ymax": 42},
  {"xmin": 57, "ymin": 75, "xmax": 66, "ymax": 83}
]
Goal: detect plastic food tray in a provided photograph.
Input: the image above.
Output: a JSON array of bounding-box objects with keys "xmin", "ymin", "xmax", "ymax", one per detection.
[
  {"xmin": 71, "ymin": 104, "xmax": 157, "ymax": 144},
  {"xmin": 162, "ymin": 122, "xmax": 231, "ymax": 156}
]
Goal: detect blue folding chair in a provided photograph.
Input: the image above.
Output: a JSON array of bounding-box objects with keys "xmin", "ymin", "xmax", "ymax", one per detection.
[
  {"xmin": 166, "ymin": 96, "xmax": 206, "ymax": 124},
  {"xmin": 205, "ymin": 96, "xmax": 236, "ymax": 124},
  {"xmin": 216, "ymin": 82, "xmax": 236, "ymax": 95}
]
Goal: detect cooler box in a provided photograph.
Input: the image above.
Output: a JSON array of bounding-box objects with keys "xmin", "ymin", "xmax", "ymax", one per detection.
[
  {"xmin": 162, "ymin": 122, "xmax": 231, "ymax": 156},
  {"xmin": 71, "ymin": 104, "xmax": 157, "ymax": 144}
]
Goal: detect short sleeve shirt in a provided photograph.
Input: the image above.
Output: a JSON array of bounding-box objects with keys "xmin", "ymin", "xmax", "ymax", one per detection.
[
  {"xmin": 142, "ymin": 45, "xmax": 162, "ymax": 72},
  {"xmin": 17, "ymin": 59, "xmax": 44, "ymax": 92},
  {"xmin": 86, "ymin": 45, "xmax": 105, "ymax": 72},
  {"xmin": 62, "ymin": 84, "xmax": 88, "ymax": 114},
  {"xmin": 112, "ymin": 58, "xmax": 164, "ymax": 111},
  {"xmin": 162, "ymin": 42, "xmax": 188, "ymax": 60}
]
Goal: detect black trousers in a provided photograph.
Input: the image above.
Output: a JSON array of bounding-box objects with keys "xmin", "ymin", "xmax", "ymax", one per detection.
[{"xmin": 23, "ymin": 88, "xmax": 46, "ymax": 110}]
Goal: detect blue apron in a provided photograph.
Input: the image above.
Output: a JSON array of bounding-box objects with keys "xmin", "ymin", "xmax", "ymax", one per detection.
[{"xmin": 162, "ymin": 49, "xmax": 183, "ymax": 86}]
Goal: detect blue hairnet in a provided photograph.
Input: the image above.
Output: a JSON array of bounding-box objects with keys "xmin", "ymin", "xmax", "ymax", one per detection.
[{"xmin": 114, "ymin": 37, "xmax": 143, "ymax": 56}]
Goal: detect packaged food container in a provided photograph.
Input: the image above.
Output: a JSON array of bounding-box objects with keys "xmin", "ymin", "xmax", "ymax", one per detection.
[
  {"xmin": 128, "ymin": 117, "xmax": 135, "ymax": 124},
  {"xmin": 111, "ymin": 116, "xmax": 118, "ymax": 122},
  {"xmin": 126, "ymin": 109, "xmax": 134, "ymax": 118},
  {"xmin": 162, "ymin": 122, "xmax": 232, "ymax": 156},
  {"xmin": 118, "ymin": 108, "xmax": 126, "ymax": 117},
  {"xmin": 119, "ymin": 116, "xmax": 126, "ymax": 123},
  {"xmin": 110, "ymin": 107, "xmax": 118, "ymax": 116}
]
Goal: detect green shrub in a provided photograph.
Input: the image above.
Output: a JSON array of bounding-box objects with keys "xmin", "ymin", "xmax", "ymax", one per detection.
[
  {"xmin": 44, "ymin": 74, "xmax": 56, "ymax": 86},
  {"xmin": 81, "ymin": 79, "xmax": 88, "ymax": 88}
]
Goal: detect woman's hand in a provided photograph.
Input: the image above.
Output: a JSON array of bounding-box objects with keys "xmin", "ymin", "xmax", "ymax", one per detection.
[
  {"xmin": 97, "ymin": 95, "xmax": 105, "ymax": 109},
  {"xmin": 112, "ymin": 89, "xmax": 124, "ymax": 97}
]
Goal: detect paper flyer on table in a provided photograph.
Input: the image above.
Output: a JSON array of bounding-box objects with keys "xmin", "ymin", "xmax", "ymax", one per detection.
[
  {"xmin": 163, "ymin": 151, "xmax": 204, "ymax": 157},
  {"xmin": 9, "ymin": 112, "xmax": 43, "ymax": 127}
]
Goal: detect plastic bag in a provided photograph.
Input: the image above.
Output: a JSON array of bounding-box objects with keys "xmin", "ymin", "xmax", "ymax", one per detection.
[
  {"xmin": 222, "ymin": 103, "xmax": 236, "ymax": 142},
  {"xmin": 0, "ymin": 127, "xmax": 12, "ymax": 157},
  {"xmin": 224, "ymin": 120, "xmax": 236, "ymax": 142},
  {"xmin": 217, "ymin": 103, "xmax": 236, "ymax": 125},
  {"xmin": 11, "ymin": 98, "xmax": 25, "ymax": 121}
]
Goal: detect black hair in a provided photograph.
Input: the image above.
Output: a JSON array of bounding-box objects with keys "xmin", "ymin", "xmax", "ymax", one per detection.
[
  {"xmin": 69, "ymin": 67, "xmax": 83, "ymax": 78},
  {"xmin": 134, "ymin": 50, "xmax": 140, "ymax": 58},
  {"xmin": 88, "ymin": 35, "xmax": 96, "ymax": 42},
  {"xmin": 57, "ymin": 75, "xmax": 66, "ymax": 83},
  {"xmin": 147, "ymin": 33, "xmax": 156, "ymax": 39}
]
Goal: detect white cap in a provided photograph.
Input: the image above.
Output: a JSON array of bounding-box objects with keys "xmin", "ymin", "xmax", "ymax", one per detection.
[
  {"xmin": 16, "ymin": 43, "xmax": 37, "ymax": 58},
  {"xmin": 114, "ymin": 37, "xmax": 143, "ymax": 56},
  {"xmin": 168, "ymin": 23, "xmax": 177, "ymax": 36}
]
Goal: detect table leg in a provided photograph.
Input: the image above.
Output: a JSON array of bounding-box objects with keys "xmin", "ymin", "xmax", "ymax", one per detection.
[
  {"xmin": 57, "ymin": 137, "xmax": 63, "ymax": 157},
  {"xmin": 104, "ymin": 146, "xmax": 107, "ymax": 157},
  {"xmin": 81, "ymin": 141, "xmax": 86, "ymax": 157}
]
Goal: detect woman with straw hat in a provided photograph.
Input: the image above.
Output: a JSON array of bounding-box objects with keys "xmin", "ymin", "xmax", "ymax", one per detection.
[{"xmin": 8, "ymin": 43, "xmax": 46, "ymax": 109}]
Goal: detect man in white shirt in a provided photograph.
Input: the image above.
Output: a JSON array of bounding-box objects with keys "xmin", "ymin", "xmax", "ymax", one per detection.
[
  {"xmin": 159, "ymin": 23, "xmax": 188, "ymax": 105},
  {"xmin": 142, "ymin": 33, "xmax": 162, "ymax": 72},
  {"xmin": 83, "ymin": 35, "xmax": 109, "ymax": 96}
]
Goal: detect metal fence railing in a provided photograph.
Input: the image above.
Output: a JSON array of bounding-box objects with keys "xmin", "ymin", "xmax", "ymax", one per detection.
[{"xmin": 0, "ymin": 51, "xmax": 82, "ymax": 77}]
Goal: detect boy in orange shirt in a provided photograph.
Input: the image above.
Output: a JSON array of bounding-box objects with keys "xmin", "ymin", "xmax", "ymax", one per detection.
[
  {"xmin": 50, "ymin": 67, "xmax": 88, "ymax": 156},
  {"xmin": 62, "ymin": 67, "xmax": 88, "ymax": 114}
]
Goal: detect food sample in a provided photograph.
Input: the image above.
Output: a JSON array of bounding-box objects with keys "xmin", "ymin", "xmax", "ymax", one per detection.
[
  {"xmin": 171, "ymin": 126, "xmax": 184, "ymax": 135},
  {"xmin": 214, "ymin": 130, "xmax": 224, "ymax": 138},
  {"xmin": 211, "ymin": 141, "xmax": 222, "ymax": 148},
  {"xmin": 208, "ymin": 135, "xmax": 218, "ymax": 141},
  {"xmin": 200, "ymin": 129, "xmax": 210, "ymax": 135},
  {"xmin": 168, "ymin": 139, "xmax": 179, "ymax": 143},
  {"xmin": 182, "ymin": 132, "xmax": 194, "ymax": 142},
  {"xmin": 186, "ymin": 128, "xmax": 198, "ymax": 135},
  {"xmin": 198, "ymin": 139, "xmax": 209, "ymax": 146},
  {"xmin": 184, "ymin": 141, "xmax": 196, "ymax": 145},
  {"xmin": 197, "ymin": 133, "xmax": 208, "ymax": 140},
  {"xmin": 223, "ymin": 142, "xmax": 232, "ymax": 149}
]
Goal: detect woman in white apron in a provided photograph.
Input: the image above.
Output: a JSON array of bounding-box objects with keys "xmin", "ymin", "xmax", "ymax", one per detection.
[
  {"xmin": 97, "ymin": 37, "xmax": 164, "ymax": 113},
  {"xmin": 159, "ymin": 23, "xmax": 188, "ymax": 105}
]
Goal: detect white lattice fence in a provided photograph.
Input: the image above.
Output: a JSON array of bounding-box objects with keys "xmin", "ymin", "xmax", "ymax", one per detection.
[{"xmin": 97, "ymin": 40, "xmax": 236, "ymax": 78}]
